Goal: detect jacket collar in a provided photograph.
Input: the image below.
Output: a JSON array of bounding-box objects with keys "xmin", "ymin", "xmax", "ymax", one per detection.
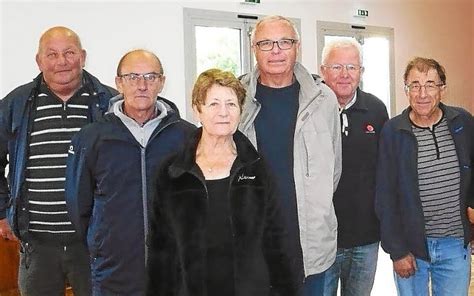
[
  {"xmin": 106, "ymin": 94, "xmax": 177, "ymax": 114},
  {"xmin": 347, "ymin": 88, "xmax": 369, "ymax": 112},
  {"xmin": 240, "ymin": 62, "xmax": 326, "ymax": 131},
  {"xmin": 168, "ymin": 128, "xmax": 260, "ymax": 179},
  {"xmin": 397, "ymin": 102, "xmax": 459, "ymax": 132},
  {"xmin": 242, "ymin": 62, "xmax": 322, "ymax": 105},
  {"xmin": 32, "ymin": 70, "xmax": 111, "ymax": 99}
]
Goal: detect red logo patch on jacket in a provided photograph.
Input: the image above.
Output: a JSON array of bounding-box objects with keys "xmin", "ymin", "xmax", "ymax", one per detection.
[{"xmin": 365, "ymin": 124, "xmax": 375, "ymax": 134}]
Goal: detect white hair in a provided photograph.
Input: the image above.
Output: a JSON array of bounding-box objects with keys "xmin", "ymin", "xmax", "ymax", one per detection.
[
  {"xmin": 250, "ymin": 15, "xmax": 300, "ymax": 44},
  {"xmin": 321, "ymin": 38, "xmax": 363, "ymax": 65}
]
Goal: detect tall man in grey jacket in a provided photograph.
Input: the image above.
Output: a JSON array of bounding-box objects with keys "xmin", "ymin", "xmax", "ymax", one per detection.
[
  {"xmin": 0, "ymin": 26, "xmax": 117, "ymax": 295},
  {"xmin": 238, "ymin": 15, "xmax": 342, "ymax": 295}
]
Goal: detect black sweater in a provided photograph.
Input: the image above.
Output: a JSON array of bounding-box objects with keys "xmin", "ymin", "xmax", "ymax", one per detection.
[{"xmin": 333, "ymin": 88, "xmax": 389, "ymax": 248}]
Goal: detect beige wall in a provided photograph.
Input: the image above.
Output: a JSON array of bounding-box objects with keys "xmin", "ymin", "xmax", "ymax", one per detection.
[{"xmin": 383, "ymin": 0, "xmax": 474, "ymax": 114}]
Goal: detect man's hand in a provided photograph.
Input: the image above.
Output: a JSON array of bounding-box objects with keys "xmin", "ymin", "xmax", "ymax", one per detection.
[
  {"xmin": 393, "ymin": 253, "xmax": 416, "ymax": 278},
  {"xmin": 467, "ymin": 207, "xmax": 474, "ymax": 224},
  {"xmin": 0, "ymin": 218, "xmax": 17, "ymax": 241}
]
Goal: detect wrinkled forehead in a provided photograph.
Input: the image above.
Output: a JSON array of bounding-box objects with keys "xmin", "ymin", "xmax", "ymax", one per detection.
[
  {"xmin": 407, "ymin": 67, "xmax": 440, "ymax": 82},
  {"xmin": 254, "ymin": 20, "xmax": 297, "ymax": 40},
  {"xmin": 39, "ymin": 32, "xmax": 81, "ymax": 52},
  {"xmin": 120, "ymin": 54, "xmax": 162, "ymax": 74}
]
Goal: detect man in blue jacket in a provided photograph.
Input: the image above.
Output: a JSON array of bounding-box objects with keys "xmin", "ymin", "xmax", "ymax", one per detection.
[
  {"xmin": 65, "ymin": 49, "xmax": 195, "ymax": 295},
  {"xmin": 0, "ymin": 26, "xmax": 117, "ymax": 296},
  {"xmin": 375, "ymin": 57, "xmax": 474, "ymax": 296}
]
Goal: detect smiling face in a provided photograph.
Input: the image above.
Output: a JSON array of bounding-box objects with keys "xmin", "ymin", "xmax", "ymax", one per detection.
[
  {"xmin": 320, "ymin": 45, "xmax": 362, "ymax": 106},
  {"xmin": 406, "ymin": 68, "xmax": 445, "ymax": 126},
  {"xmin": 115, "ymin": 51, "xmax": 165, "ymax": 119},
  {"xmin": 35, "ymin": 27, "xmax": 86, "ymax": 97},
  {"xmin": 194, "ymin": 84, "xmax": 241, "ymax": 139},
  {"xmin": 252, "ymin": 19, "xmax": 299, "ymax": 86}
]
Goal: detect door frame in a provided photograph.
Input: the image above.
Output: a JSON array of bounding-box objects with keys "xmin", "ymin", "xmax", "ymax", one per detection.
[{"xmin": 317, "ymin": 21, "xmax": 395, "ymax": 116}]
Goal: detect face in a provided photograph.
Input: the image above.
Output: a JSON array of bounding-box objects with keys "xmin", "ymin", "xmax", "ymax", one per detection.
[
  {"xmin": 115, "ymin": 52, "xmax": 165, "ymax": 116},
  {"xmin": 320, "ymin": 46, "xmax": 362, "ymax": 105},
  {"xmin": 36, "ymin": 32, "xmax": 86, "ymax": 92},
  {"xmin": 194, "ymin": 84, "xmax": 241, "ymax": 138},
  {"xmin": 253, "ymin": 20, "xmax": 299, "ymax": 79},
  {"xmin": 405, "ymin": 68, "xmax": 445, "ymax": 122}
]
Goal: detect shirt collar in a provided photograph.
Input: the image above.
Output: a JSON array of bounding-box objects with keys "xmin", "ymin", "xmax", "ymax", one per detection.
[{"xmin": 339, "ymin": 91, "xmax": 357, "ymax": 113}]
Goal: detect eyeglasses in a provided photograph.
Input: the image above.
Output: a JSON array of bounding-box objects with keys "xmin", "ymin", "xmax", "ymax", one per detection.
[
  {"xmin": 322, "ymin": 64, "xmax": 363, "ymax": 74},
  {"xmin": 254, "ymin": 39, "xmax": 298, "ymax": 51},
  {"xmin": 405, "ymin": 82, "xmax": 445, "ymax": 93},
  {"xmin": 118, "ymin": 72, "xmax": 163, "ymax": 85}
]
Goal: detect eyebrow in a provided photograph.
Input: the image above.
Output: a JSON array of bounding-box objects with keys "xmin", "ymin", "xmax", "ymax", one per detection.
[{"xmin": 409, "ymin": 79, "xmax": 436, "ymax": 83}]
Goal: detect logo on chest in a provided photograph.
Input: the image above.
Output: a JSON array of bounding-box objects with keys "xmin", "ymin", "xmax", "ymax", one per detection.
[
  {"xmin": 364, "ymin": 123, "xmax": 375, "ymax": 134},
  {"xmin": 238, "ymin": 173, "xmax": 256, "ymax": 182}
]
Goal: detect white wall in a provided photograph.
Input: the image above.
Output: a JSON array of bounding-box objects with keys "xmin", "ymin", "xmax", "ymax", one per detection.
[{"xmin": 1, "ymin": 0, "xmax": 473, "ymax": 116}]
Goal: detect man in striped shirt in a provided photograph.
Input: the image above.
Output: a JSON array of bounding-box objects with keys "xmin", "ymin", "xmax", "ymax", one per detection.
[
  {"xmin": 0, "ymin": 26, "xmax": 117, "ymax": 295},
  {"xmin": 375, "ymin": 57, "xmax": 474, "ymax": 296}
]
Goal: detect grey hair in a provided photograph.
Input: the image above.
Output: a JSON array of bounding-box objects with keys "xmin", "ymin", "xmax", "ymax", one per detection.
[
  {"xmin": 321, "ymin": 38, "xmax": 363, "ymax": 65},
  {"xmin": 250, "ymin": 15, "xmax": 300, "ymax": 44}
]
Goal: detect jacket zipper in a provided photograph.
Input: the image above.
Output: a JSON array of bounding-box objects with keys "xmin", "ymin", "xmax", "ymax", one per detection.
[
  {"xmin": 141, "ymin": 118, "xmax": 180, "ymax": 263},
  {"xmin": 141, "ymin": 147, "xmax": 148, "ymax": 263}
]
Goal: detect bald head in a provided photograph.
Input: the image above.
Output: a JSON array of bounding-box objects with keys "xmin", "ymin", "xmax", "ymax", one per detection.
[
  {"xmin": 116, "ymin": 49, "xmax": 164, "ymax": 76},
  {"xmin": 35, "ymin": 26, "xmax": 86, "ymax": 101},
  {"xmin": 115, "ymin": 49, "xmax": 166, "ymax": 124},
  {"xmin": 38, "ymin": 26, "xmax": 82, "ymax": 55}
]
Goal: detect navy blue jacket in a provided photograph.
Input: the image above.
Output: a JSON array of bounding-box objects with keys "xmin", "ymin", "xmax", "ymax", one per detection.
[
  {"xmin": 375, "ymin": 103, "xmax": 474, "ymax": 261},
  {"xmin": 0, "ymin": 71, "xmax": 117, "ymax": 240},
  {"xmin": 65, "ymin": 105, "xmax": 195, "ymax": 295}
]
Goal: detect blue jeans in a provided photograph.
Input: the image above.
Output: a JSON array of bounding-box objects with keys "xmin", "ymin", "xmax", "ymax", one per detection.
[
  {"xmin": 323, "ymin": 242, "xmax": 379, "ymax": 296},
  {"xmin": 304, "ymin": 271, "xmax": 326, "ymax": 296},
  {"xmin": 394, "ymin": 237, "xmax": 471, "ymax": 296}
]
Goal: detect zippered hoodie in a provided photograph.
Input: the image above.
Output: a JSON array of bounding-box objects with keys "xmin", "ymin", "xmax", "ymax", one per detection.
[
  {"xmin": 238, "ymin": 62, "xmax": 342, "ymax": 276},
  {"xmin": 65, "ymin": 96, "xmax": 195, "ymax": 295}
]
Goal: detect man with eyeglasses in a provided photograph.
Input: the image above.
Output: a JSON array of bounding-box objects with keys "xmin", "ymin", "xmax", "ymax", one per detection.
[
  {"xmin": 319, "ymin": 38, "xmax": 388, "ymax": 296},
  {"xmin": 375, "ymin": 57, "xmax": 474, "ymax": 295},
  {"xmin": 65, "ymin": 49, "xmax": 194, "ymax": 295},
  {"xmin": 239, "ymin": 15, "xmax": 342, "ymax": 295},
  {"xmin": 0, "ymin": 26, "xmax": 117, "ymax": 296}
]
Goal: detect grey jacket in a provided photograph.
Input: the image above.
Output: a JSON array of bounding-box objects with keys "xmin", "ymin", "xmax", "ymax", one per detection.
[{"xmin": 238, "ymin": 62, "xmax": 342, "ymax": 276}]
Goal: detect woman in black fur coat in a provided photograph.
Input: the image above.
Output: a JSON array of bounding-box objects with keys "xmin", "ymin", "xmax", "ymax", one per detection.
[{"xmin": 146, "ymin": 69, "xmax": 301, "ymax": 296}]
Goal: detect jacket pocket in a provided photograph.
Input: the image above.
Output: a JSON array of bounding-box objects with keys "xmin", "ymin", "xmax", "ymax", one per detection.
[{"xmin": 300, "ymin": 129, "xmax": 334, "ymax": 178}]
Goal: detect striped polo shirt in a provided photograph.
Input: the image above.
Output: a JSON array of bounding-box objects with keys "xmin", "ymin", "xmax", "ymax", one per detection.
[
  {"xmin": 413, "ymin": 116, "xmax": 464, "ymax": 238},
  {"xmin": 26, "ymin": 83, "xmax": 91, "ymax": 243}
]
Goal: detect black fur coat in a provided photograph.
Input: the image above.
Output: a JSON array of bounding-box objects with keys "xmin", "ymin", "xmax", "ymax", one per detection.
[{"xmin": 146, "ymin": 129, "xmax": 302, "ymax": 296}]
